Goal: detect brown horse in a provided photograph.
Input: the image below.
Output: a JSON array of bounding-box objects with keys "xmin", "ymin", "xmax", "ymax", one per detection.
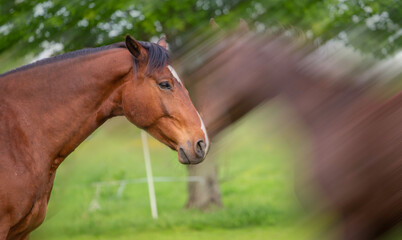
[
  {"xmin": 178, "ymin": 29, "xmax": 401, "ymax": 239},
  {"xmin": 0, "ymin": 35, "xmax": 209, "ymax": 239}
]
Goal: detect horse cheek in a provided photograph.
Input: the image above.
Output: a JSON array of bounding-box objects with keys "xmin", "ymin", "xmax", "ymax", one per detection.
[{"xmin": 121, "ymin": 87, "xmax": 153, "ymax": 128}]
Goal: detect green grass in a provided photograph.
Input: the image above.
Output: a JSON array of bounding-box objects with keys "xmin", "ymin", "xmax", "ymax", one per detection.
[{"xmin": 31, "ymin": 105, "xmax": 401, "ymax": 240}]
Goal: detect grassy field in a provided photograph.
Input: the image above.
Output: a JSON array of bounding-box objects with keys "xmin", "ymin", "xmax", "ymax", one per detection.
[{"xmin": 30, "ymin": 105, "xmax": 400, "ymax": 240}]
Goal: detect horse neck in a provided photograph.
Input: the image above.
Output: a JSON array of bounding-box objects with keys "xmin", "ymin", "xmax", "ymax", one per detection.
[
  {"xmin": 2, "ymin": 48, "xmax": 133, "ymax": 163},
  {"xmin": 260, "ymin": 42, "xmax": 375, "ymax": 130}
]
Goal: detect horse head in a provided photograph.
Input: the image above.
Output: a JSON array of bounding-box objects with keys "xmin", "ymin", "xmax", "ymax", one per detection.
[{"xmin": 121, "ymin": 35, "xmax": 209, "ymax": 164}]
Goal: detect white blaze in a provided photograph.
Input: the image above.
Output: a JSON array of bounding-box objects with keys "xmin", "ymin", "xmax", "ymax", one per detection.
[
  {"xmin": 168, "ymin": 65, "xmax": 209, "ymax": 154},
  {"xmin": 167, "ymin": 65, "xmax": 182, "ymax": 84},
  {"xmin": 197, "ymin": 112, "xmax": 210, "ymax": 153}
]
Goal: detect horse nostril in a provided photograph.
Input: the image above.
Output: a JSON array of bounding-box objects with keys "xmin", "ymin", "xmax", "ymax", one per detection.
[{"xmin": 195, "ymin": 140, "xmax": 206, "ymax": 158}]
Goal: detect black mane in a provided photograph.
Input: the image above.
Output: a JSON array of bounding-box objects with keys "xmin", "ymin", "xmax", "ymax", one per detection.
[
  {"xmin": 0, "ymin": 41, "xmax": 170, "ymax": 77},
  {"xmin": 137, "ymin": 41, "xmax": 171, "ymax": 75}
]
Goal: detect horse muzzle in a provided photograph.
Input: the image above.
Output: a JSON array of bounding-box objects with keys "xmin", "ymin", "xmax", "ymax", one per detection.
[{"xmin": 178, "ymin": 139, "xmax": 207, "ymax": 164}]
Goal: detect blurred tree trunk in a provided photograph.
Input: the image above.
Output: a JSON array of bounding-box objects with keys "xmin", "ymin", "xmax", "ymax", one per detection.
[{"xmin": 185, "ymin": 148, "xmax": 222, "ymax": 210}]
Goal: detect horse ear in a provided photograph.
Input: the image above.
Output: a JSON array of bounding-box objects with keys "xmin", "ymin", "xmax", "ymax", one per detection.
[
  {"xmin": 238, "ymin": 19, "xmax": 249, "ymax": 32},
  {"xmin": 157, "ymin": 35, "xmax": 167, "ymax": 49},
  {"xmin": 125, "ymin": 35, "xmax": 144, "ymax": 59},
  {"xmin": 210, "ymin": 18, "xmax": 220, "ymax": 29}
]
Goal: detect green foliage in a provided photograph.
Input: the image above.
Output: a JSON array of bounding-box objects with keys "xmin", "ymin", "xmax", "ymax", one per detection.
[
  {"xmin": 319, "ymin": 0, "xmax": 402, "ymax": 57},
  {"xmin": 0, "ymin": 0, "xmax": 241, "ymax": 57},
  {"xmin": 1, "ymin": 0, "xmax": 401, "ymax": 60},
  {"xmin": 216, "ymin": 0, "xmax": 402, "ymax": 58}
]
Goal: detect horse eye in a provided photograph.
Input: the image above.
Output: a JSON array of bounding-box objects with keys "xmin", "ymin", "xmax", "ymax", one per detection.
[{"xmin": 158, "ymin": 81, "xmax": 172, "ymax": 90}]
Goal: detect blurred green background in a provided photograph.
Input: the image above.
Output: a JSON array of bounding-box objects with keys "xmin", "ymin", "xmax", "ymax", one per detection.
[
  {"xmin": 31, "ymin": 105, "xmax": 313, "ymax": 240},
  {"xmin": 1, "ymin": 0, "xmax": 402, "ymax": 239},
  {"xmin": 29, "ymin": 104, "xmax": 401, "ymax": 240}
]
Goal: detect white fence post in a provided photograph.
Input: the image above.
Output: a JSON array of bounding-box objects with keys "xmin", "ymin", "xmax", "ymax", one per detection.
[{"xmin": 141, "ymin": 131, "xmax": 158, "ymax": 219}]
